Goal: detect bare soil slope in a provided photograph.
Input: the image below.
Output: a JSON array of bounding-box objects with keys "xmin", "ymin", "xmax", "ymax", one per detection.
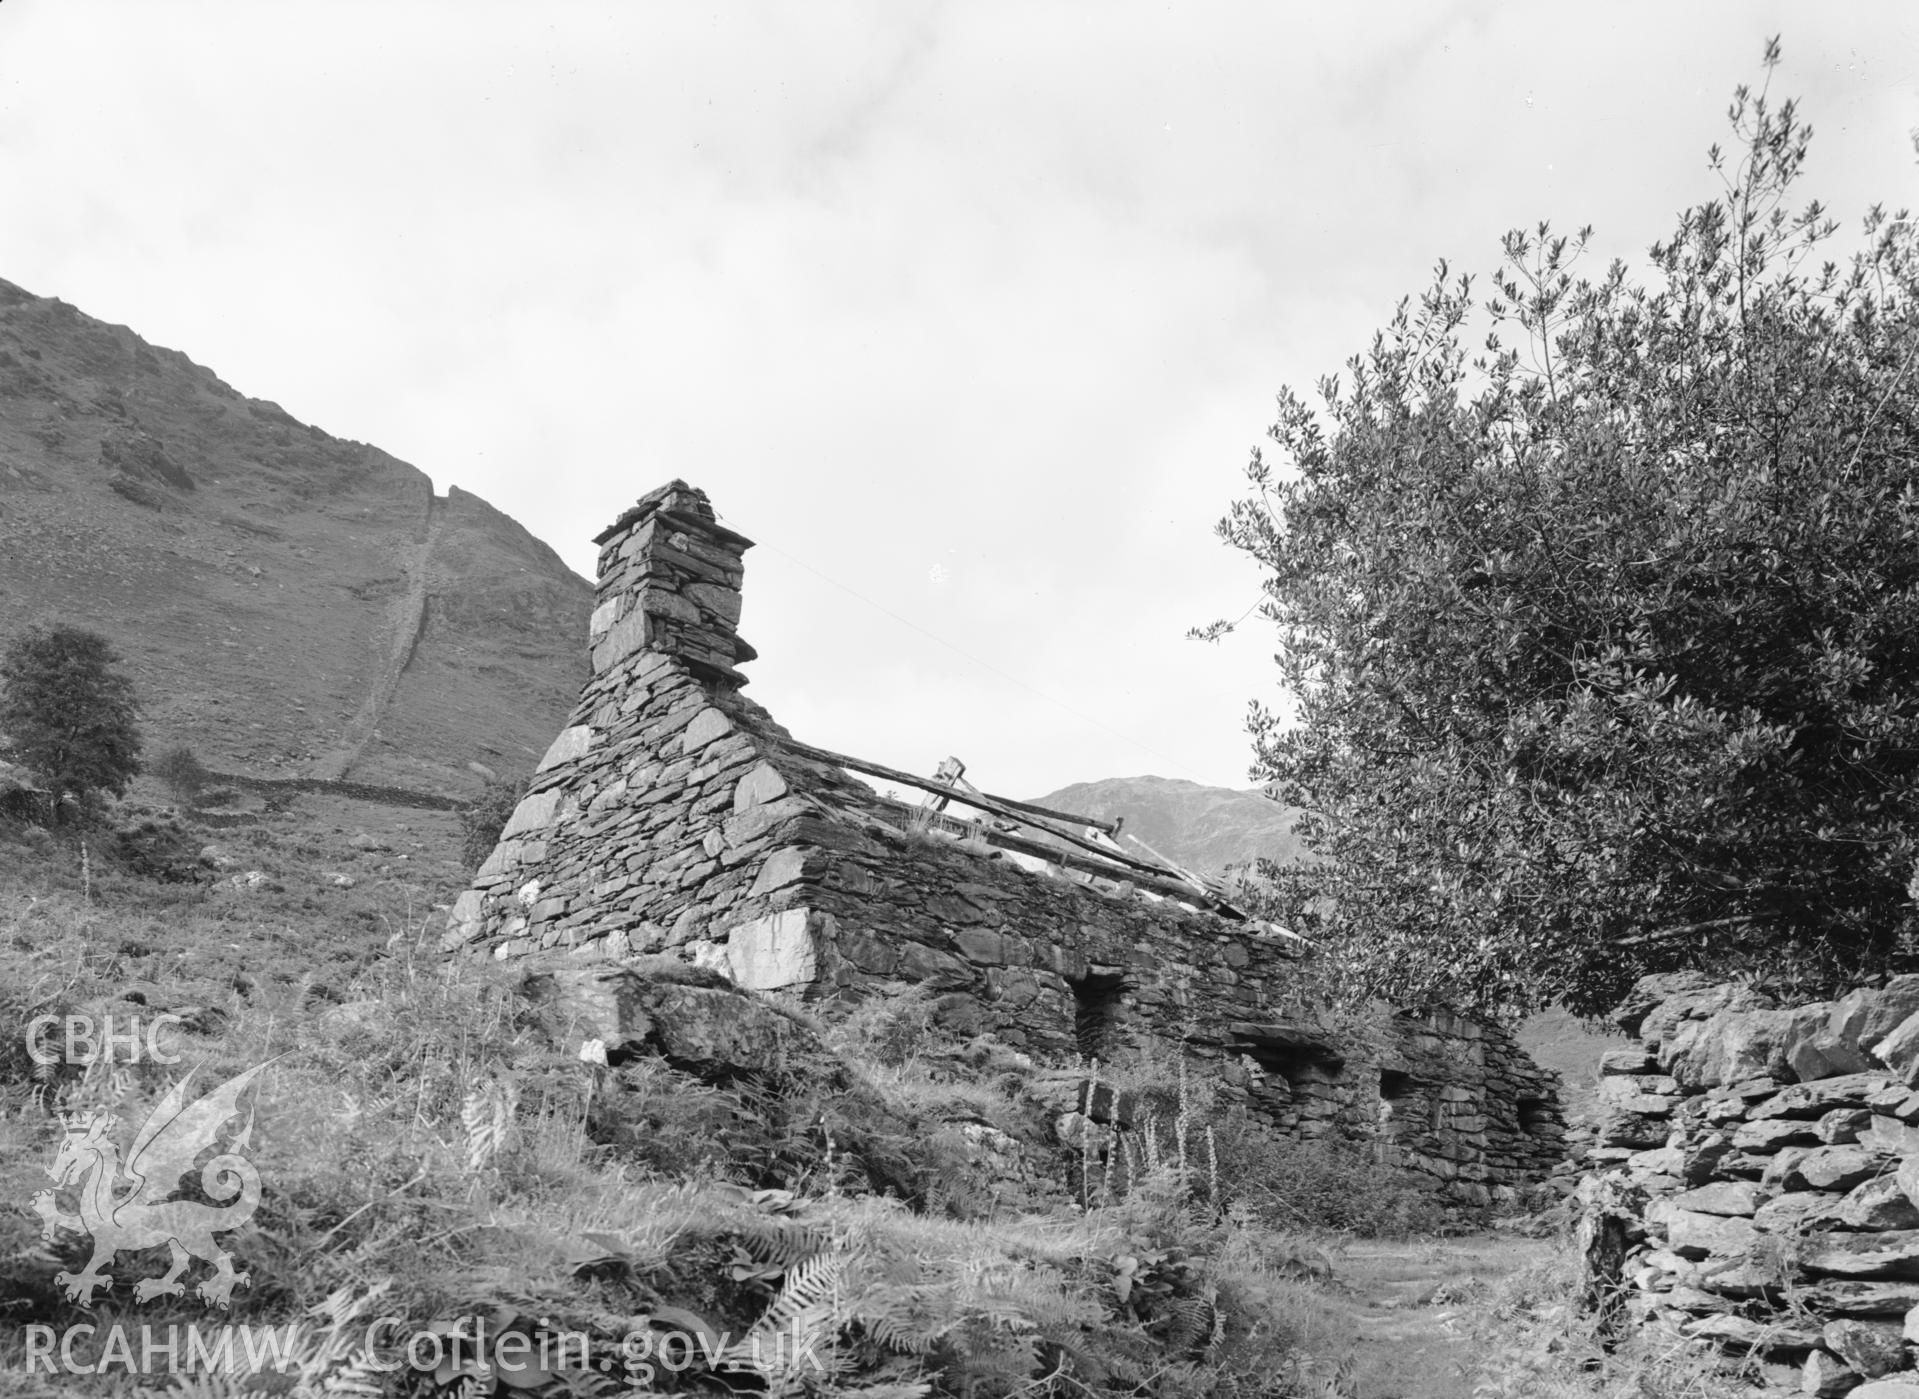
[{"xmin": 0, "ymin": 278, "xmax": 591, "ymax": 796}]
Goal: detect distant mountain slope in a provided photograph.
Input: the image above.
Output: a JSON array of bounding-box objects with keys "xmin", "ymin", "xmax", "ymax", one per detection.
[
  {"xmin": 1028, "ymin": 775, "xmax": 1308, "ymax": 876},
  {"xmin": 0, "ymin": 278, "xmax": 592, "ymax": 796}
]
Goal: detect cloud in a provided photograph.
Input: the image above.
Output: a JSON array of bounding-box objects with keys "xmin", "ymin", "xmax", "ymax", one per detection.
[{"xmin": 3, "ymin": 1, "xmax": 1916, "ymax": 794}]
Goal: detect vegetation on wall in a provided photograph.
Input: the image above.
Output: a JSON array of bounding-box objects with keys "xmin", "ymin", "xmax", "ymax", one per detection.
[
  {"xmin": 459, "ymin": 770, "xmax": 531, "ymax": 870},
  {"xmin": 1209, "ymin": 44, "xmax": 1919, "ymax": 1017}
]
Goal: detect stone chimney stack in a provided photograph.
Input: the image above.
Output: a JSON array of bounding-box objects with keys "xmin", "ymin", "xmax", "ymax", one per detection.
[{"xmin": 588, "ymin": 480, "xmax": 757, "ymax": 686}]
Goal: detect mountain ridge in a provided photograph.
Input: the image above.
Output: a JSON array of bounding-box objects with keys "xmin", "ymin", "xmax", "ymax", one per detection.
[
  {"xmin": 1027, "ymin": 772, "xmax": 1308, "ymax": 876},
  {"xmin": 0, "ymin": 277, "xmax": 593, "ymax": 798}
]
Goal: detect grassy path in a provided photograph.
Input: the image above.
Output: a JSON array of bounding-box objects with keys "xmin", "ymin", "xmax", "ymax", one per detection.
[{"xmin": 1315, "ymin": 1232, "xmax": 1559, "ymax": 1399}]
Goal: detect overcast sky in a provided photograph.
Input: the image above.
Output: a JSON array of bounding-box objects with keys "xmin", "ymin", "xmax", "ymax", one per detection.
[{"xmin": 2, "ymin": 3, "xmax": 1914, "ymax": 799}]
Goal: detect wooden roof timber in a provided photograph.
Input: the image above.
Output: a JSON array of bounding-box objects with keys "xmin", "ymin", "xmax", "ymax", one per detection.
[{"xmin": 780, "ymin": 737, "xmax": 1251, "ymax": 919}]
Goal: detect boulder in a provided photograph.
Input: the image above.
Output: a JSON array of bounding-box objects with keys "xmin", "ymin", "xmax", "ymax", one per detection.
[
  {"xmin": 1797, "ymin": 1146, "xmax": 1885, "ymax": 1194},
  {"xmin": 1802, "ymin": 1231, "xmax": 1919, "ymax": 1280},
  {"xmin": 1749, "ymin": 1073, "xmax": 1897, "ymax": 1120},
  {"xmin": 1823, "ymin": 1319, "xmax": 1907, "ymax": 1378},
  {"xmin": 516, "ymin": 956, "xmax": 819, "ymax": 1084},
  {"xmin": 1876, "ymin": 1090, "xmax": 1919, "ymax": 1124},
  {"xmin": 1755, "ymin": 1193, "xmax": 1840, "ymax": 1234},
  {"xmin": 1703, "ymin": 1096, "xmax": 1751, "ymax": 1125},
  {"xmin": 1672, "ymin": 1181, "xmax": 1766, "ymax": 1217},
  {"xmin": 1761, "ymin": 1147, "xmax": 1815, "ymax": 1190},
  {"xmin": 1851, "ymin": 1384, "xmax": 1919, "ymax": 1399},
  {"xmin": 1682, "ymin": 1311, "xmax": 1821, "ymax": 1352},
  {"xmin": 1694, "ymin": 1259, "xmax": 1802, "ymax": 1299},
  {"xmin": 1661, "ymin": 1208, "xmax": 1758, "ymax": 1260},
  {"xmin": 1598, "ymin": 1073, "xmax": 1681, "ymax": 1101},
  {"xmin": 1612, "ymin": 971, "xmax": 1719, "ymax": 1038},
  {"xmin": 1834, "ymin": 978, "xmax": 1919, "ymax": 1054},
  {"xmin": 1625, "ymin": 1145, "xmax": 1685, "ymax": 1184},
  {"xmin": 1841, "ymin": 1177, "xmax": 1919, "ymax": 1232},
  {"xmin": 1597, "ymin": 1111, "xmax": 1675, "ymax": 1149},
  {"xmin": 1658, "ymin": 1285, "xmax": 1730, "ymax": 1314},
  {"xmin": 1803, "ymin": 1349, "xmax": 1859, "ymax": 1397},
  {"xmin": 1732, "ymin": 1118, "xmax": 1821, "ymax": 1152},
  {"xmin": 1639, "ymin": 1247, "xmax": 1705, "ymax": 1287},
  {"xmin": 1679, "ymin": 1133, "xmax": 1738, "ymax": 1185},
  {"xmin": 1662, "ymin": 1004, "xmax": 1829, "ymax": 1089},
  {"xmin": 1862, "ymin": 1117, "xmax": 1919, "ymax": 1157},
  {"xmin": 1816, "ymin": 1109, "xmax": 1873, "ymax": 1144},
  {"xmin": 1797, "ymin": 1281, "xmax": 1919, "ymax": 1317},
  {"xmin": 1792, "ymin": 1030, "xmax": 1877, "ymax": 1083},
  {"xmin": 1873, "ymin": 1009, "xmax": 1919, "ymax": 1086}
]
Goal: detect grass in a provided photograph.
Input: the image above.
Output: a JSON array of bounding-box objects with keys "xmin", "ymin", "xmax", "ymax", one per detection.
[
  {"xmin": 0, "ymin": 793, "xmax": 1748, "ymax": 1399},
  {"xmin": 0, "ymin": 798, "xmax": 1404, "ymax": 1397}
]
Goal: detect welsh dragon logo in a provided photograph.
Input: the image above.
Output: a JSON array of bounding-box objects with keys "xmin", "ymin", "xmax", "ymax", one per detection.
[{"xmin": 29, "ymin": 1062, "xmax": 267, "ymax": 1309}]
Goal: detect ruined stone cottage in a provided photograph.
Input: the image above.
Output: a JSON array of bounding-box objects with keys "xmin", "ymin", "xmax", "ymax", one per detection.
[{"xmin": 445, "ymin": 480, "xmax": 1566, "ymax": 1204}]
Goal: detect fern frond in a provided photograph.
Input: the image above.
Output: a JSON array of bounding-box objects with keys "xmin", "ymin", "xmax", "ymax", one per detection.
[
  {"xmin": 1162, "ymin": 1293, "xmax": 1216, "ymax": 1351},
  {"xmin": 757, "ymin": 1252, "xmax": 846, "ymax": 1337},
  {"xmin": 462, "ymin": 1074, "xmax": 518, "ymax": 1172}
]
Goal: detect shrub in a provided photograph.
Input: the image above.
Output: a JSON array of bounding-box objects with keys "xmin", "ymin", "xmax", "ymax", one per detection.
[
  {"xmin": 0, "ymin": 624, "xmax": 142, "ymax": 825},
  {"xmin": 148, "ymin": 744, "xmax": 209, "ymax": 808},
  {"xmin": 825, "ymin": 982, "xmax": 944, "ymax": 1066},
  {"xmin": 109, "ymin": 814, "xmax": 209, "ymax": 883},
  {"xmin": 1209, "ymin": 1111, "xmax": 1446, "ymax": 1237},
  {"xmin": 1206, "ymin": 45, "xmax": 1919, "ymax": 1015},
  {"xmin": 459, "ymin": 771, "xmax": 529, "ymax": 869}
]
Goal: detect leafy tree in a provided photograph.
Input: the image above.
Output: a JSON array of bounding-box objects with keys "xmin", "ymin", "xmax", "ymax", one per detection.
[
  {"xmin": 0, "ymin": 624, "xmax": 143, "ymax": 825},
  {"xmin": 150, "ymin": 744, "xmax": 210, "ymax": 808},
  {"xmin": 1210, "ymin": 45, "xmax": 1919, "ymax": 1017},
  {"xmin": 460, "ymin": 771, "xmax": 530, "ymax": 870}
]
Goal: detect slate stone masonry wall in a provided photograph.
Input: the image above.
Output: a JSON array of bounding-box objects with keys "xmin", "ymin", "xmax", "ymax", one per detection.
[
  {"xmin": 1581, "ymin": 971, "xmax": 1919, "ymax": 1393},
  {"xmin": 445, "ymin": 480, "xmax": 1567, "ymax": 1205}
]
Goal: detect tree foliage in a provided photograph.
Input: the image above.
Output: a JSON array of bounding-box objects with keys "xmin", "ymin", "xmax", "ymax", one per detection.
[
  {"xmin": 150, "ymin": 744, "xmax": 210, "ymax": 808},
  {"xmin": 1213, "ymin": 46, "xmax": 1919, "ymax": 1017},
  {"xmin": 459, "ymin": 771, "xmax": 530, "ymax": 870},
  {"xmin": 0, "ymin": 624, "xmax": 143, "ymax": 824}
]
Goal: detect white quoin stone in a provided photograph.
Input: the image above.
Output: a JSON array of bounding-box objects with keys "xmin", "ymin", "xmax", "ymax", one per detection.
[
  {"xmin": 589, "ymin": 595, "xmax": 623, "ymax": 638},
  {"xmin": 681, "ymin": 707, "xmax": 734, "ymax": 753},
  {"xmin": 440, "ymin": 889, "xmax": 485, "ymax": 950},
  {"xmin": 748, "ymin": 846, "xmax": 808, "ymax": 897},
  {"xmin": 538, "ymin": 725, "xmax": 598, "ymax": 772},
  {"xmin": 474, "ymin": 838, "xmax": 524, "ymax": 882},
  {"xmin": 733, "ymin": 761, "xmax": 789, "ymax": 810},
  {"xmin": 724, "ymin": 909, "xmax": 817, "ymax": 990},
  {"xmin": 501, "ymin": 789, "xmax": 562, "ymax": 838}
]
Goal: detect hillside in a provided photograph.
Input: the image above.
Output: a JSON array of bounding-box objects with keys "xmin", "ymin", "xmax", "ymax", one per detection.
[
  {"xmin": 0, "ymin": 278, "xmax": 592, "ymax": 797},
  {"xmin": 1030, "ymin": 774, "xmax": 1308, "ymax": 876}
]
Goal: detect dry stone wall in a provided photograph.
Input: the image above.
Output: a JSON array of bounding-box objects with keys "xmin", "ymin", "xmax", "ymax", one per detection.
[
  {"xmin": 1582, "ymin": 971, "xmax": 1919, "ymax": 1392},
  {"xmin": 445, "ymin": 480, "xmax": 1567, "ymax": 1205}
]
